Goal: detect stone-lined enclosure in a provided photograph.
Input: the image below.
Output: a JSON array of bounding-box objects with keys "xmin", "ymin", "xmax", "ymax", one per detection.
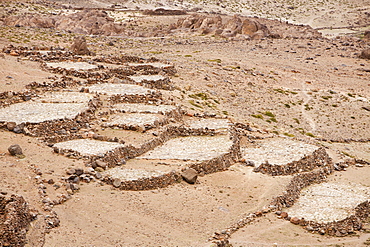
[{"xmin": 1, "ymin": 46, "xmax": 369, "ymax": 246}]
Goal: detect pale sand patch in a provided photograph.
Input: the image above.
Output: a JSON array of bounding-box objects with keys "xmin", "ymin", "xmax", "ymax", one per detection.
[
  {"xmin": 53, "ymin": 139, "xmax": 125, "ymax": 156},
  {"xmin": 138, "ymin": 135, "xmax": 233, "ymax": 161}
]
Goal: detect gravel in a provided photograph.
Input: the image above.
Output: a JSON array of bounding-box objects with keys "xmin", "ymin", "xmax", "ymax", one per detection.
[
  {"xmin": 53, "ymin": 139, "xmax": 125, "ymax": 156},
  {"xmin": 0, "ymin": 102, "xmax": 89, "ymax": 124},
  {"xmin": 185, "ymin": 118, "xmax": 231, "ymax": 130},
  {"xmin": 242, "ymin": 138, "xmax": 319, "ymax": 167},
  {"xmin": 128, "ymin": 62, "xmax": 172, "ymax": 68},
  {"xmin": 106, "ymin": 113, "xmax": 164, "ymax": 128},
  {"xmin": 138, "ymin": 135, "xmax": 233, "ymax": 161},
  {"xmin": 113, "ymin": 103, "xmax": 176, "ymax": 114},
  {"xmin": 286, "ymin": 182, "xmax": 370, "ymax": 223},
  {"xmin": 128, "ymin": 75, "xmax": 166, "ymax": 82},
  {"xmin": 33, "ymin": 92, "xmax": 93, "ymax": 103},
  {"xmin": 103, "ymin": 167, "xmax": 166, "ymax": 181},
  {"xmin": 46, "ymin": 62, "xmax": 98, "ymax": 71},
  {"xmin": 86, "ymin": 83, "xmax": 155, "ymax": 96}
]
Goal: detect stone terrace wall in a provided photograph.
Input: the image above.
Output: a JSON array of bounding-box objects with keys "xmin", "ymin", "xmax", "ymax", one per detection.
[
  {"xmin": 0, "ymin": 91, "xmax": 37, "ymax": 108},
  {"xmin": 297, "ymin": 201, "xmax": 370, "ymax": 236},
  {"xmin": 189, "ymin": 129, "xmax": 241, "ymax": 175},
  {"xmin": 253, "ymin": 147, "xmax": 331, "ymax": 176},
  {"xmin": 270, "ymin": 166, "xmax": 334, "ymax": 209},
  {"xmin": 104, "ymin": 171, "xmax": 181, "ymax": 191},
  {"xmin": 273, "ymin": 172, "xmax": 370, "ymax": 236},
  {"xmin": 0, "ymin": 194, "xmax": 34, "ymax": 247}
]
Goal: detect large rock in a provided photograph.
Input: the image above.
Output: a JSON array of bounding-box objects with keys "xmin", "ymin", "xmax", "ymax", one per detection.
[
  {"xmin": 364, "ymin": 30, "xmax": 370, "ymax": 40},
  {"xmin": 360, "ymin": 49, "xmax": 370, "ymax": 59},
  {"xmin": 8, "ymin": 144, "xmax": 23, "ymax": 156},
  {"xmin": 181, "ymin": 168, "xmax": 198, "ymax": 184},
  {"xmin": 70, "ymin": 36, "xmax": 93, "ymax": 56}
]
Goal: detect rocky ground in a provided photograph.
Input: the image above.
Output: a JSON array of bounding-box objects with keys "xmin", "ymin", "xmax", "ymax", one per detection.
[{"xmin": 0, "ymin": 0, "xmax": 370, "ymax": 246}]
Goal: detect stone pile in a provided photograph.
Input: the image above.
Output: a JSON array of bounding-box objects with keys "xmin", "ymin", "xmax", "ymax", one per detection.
[{"xmin": 0, "ymin": 194, "xmax": 35, "ymax": 247}]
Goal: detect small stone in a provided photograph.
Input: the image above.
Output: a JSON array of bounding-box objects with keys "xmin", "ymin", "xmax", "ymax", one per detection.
[
  {"xmin": 245, "ymin": 160, "xmax": 255, "ymax": 167},
  {"xmin": 6, "ymin": 122, "xmax": 16, "ymax": 131},
  {"xmin": 255, "ymin": 211, "xmax": 263, "ymax": 216},
  {"xmin": 53, "ymin": 183, "xmax": 61, "ymax": 189},
  {"xmin": 355, "ymin": 163, "xmax": 364, "ymax": 167},
  {"xmin": 95, "ymin": 172, "xmax": 102, "ymax": 179},
  {"xmin": 95, "ymin": 160, "xmax": 107, "ymax": 169},
  {"xmin": 13, "ymin": 124, "xmax": 24, "ymax": 134},
  {"xmin": 181, "ymin": 168, "xmax": 198, "ymax": 184},
  {"xmin": 66, "ymin": 168, "xmax": 76, "ymax": 175},
  {"xmin": 47, "ymin": 179, "xmax": 54, "ymax": 185},
  {"xmin": 75, "ymin": 168, "xmax": 84, "ymax": 176},
  {"xmin": 68, "ymin": 175, "xmax": 79, "ymax": 184},
  {"xmin": 35, "ymin": 169, "xmax": 42, "ymax": 175},
  {"xmin": 10, "ymin": 50, "xmax": 19, "ymax": 56},
  {"xmin": 113, "ymin": 178, "xmax": 121, "ymax": 188},
  {"xmin": 290, "ymin": 217, "xmax": 300, "ymax": 225},
  {"xmin": 280, "ymin": 212, "xmax": 288, "ymax": 218},
  {"xmin": 70, "ymin": 183, "xmax": 80, "ymax": 191},
  {"xmin": 95, "ymin": 167, "xmax": 104, "ymax": 173},
  {"xmin": 86, "ymin": 167, "xmax": 95, "ymax": 174},
  {"xmin": 305, "ymin": 226, "xmax": 314, "ymax": 231},
  {"xmin": 8, "ymin": 144, "xmax": 23, "ymax": 156}
]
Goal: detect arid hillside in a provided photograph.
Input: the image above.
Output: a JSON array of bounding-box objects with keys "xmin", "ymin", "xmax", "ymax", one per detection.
[{"xmin": 0, "ymin": 0, "xmax": 369, "ymax": 246}]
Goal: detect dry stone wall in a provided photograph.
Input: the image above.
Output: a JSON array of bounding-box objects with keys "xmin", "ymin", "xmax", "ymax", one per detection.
[
  {"xmin": 253, "ymin": 147, "xmax": 332, "ymax": 176},
  {"xmin": 0, "ymin": 194, "xmax": 34, "ymax": 247}
]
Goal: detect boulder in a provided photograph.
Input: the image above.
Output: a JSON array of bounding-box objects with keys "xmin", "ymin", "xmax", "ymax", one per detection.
[
  {"xmin": 70, "ymin": 36, "xmax": 93, "ymax": 56},
  {"xmin": 241, "ymin": 19, "xmax": 259, "ymax": 35},
  {"xmin": 360, "ymin": 49, "xmax": 370, "ymax": 59},
  {"xmin": 364, "ymin": 30, "xmax": 370, "ymax": 40},
  {"xmin": 8, "ymin": 144, "xmax": 23, "ymax": 156},
  {"xmin": 113, "ymin": 178, "xmax": 121, "ymax": 188},
  {"xmin": 290, "ymin": 217, "xmax": 300, "ymax": 225},
  {"xmin": 181, "ymin": 168, "xmax": 198, "ymax": 184}
]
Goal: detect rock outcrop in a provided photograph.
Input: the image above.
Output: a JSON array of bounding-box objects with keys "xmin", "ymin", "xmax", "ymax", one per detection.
[
  {"xmin": 360, "ymin": 49, "xmax": 370, "ymax": 59},
  {"xmin": 176, "ymin": 14, "xmax": 271, "ymax": 39},
  {"xmin": 3, "ymin": 10, "xmax": 125, "ymax": 36},
  {"xmin": 70, "ymin": 36, "xmax": 94, "ymax": 56}
]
